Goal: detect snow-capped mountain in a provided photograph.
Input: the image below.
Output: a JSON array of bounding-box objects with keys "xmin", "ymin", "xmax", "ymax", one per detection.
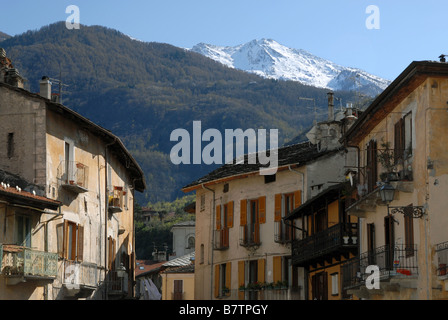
[{"xmin": 190, "ymin": 39, "xmax": 390, "ymax": 96}]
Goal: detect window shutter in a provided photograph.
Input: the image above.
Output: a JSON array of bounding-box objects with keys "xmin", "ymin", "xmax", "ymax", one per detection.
[
  {"xmin": 238, "ymin": 261, "xmax": 245, "ymax": 300},
  {"xmin": 56, "ymin": 222, "xmax": 64, "ymax": 258},
  {"xmin": 273, "ymin": 256, "xmax": 282, "ymax": 283},
  {"xmin": 274, "ymin": 194, "xmax": 282, "ymax": 222},
  {"xmin": 258, "ymin": 196, "xmax": 266, "ymax": 224},
  {"xmin": 294, "ymin": 190, "xmax": 302, "ymax": 208},
  {"xmin": 227, "ymin": 201, "xmax": 234, "ymax": 228},
  {"xmin": 216, "ymin": 205, "xmax": 221, "ymax": 230},
  {"xmin": 214, "ymin": 264, "xmax": 220, "ymax": 298},
  {"xmin": 257, "ymin": 259, "xmax": 266, "ymax": 283},
  {"xmin": 226, "ymin": 262, "xmax": 232, "ymax": 291},
  {"xmin": 240, "ymin": 199, "xmax": 247, "ymax": 226},
  {"xmin": 77, "ymin": 224, "xmax": 84, "ymax": 262}
]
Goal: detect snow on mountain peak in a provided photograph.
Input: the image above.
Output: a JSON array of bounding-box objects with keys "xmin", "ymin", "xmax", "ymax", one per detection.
[{"xmin": 190, "ymin": 39, "xmax": 390, "ymax": 96}]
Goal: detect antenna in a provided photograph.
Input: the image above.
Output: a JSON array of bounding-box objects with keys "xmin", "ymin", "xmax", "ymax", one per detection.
[
  {"xmin": 299, "ymin": 97, "xmax": 317, "ymax": 125},
  {"xmin": 49, "ymin": 62, "xmax": 69, "ymax": 104}
]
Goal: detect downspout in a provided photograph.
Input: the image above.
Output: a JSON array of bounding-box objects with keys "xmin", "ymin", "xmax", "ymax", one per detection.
[
  {"xmin": 202, "ymin": 183, "xmax": 215, "ymax": 300},
  {"xmin": 104, "ymin": 137, "xmax": 117, "ymax": 299}
]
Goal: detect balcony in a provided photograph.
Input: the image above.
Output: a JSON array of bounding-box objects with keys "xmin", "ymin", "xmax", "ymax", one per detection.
[
  {"xmin": 0, "ymin": 245, "xmax": 58, "ymax": 285},
  {"xmin": 107, "ymin": 270, "xmax": 128, "ymax": 297},
  {"xmin": 239, "ymin": 224, "xmax": 261, "ymax": 248},
  {"xmin": 341, "ymin": 244, "xmax": 418, "ymax": 294},
  {"xmin": 57, "ymin": 161, "xmax": 89, "ymax": 193},
  {"xmin": 61, "ymin": 260, "xmax": 98, "ymax": 296},
  {"xmin": 291, "ymin": 223, "xmax": 358, "ymax": 267},
  {"xmin": 274, "ymin": 221, "xmax": 293, "ymax": 244},
  {"xmin": 230, "ymin": 287, "xmax": 302, "ymax": 300},
  {"xmin": 214, "ymin": 229, "xmax": 229, "ymax": 250},
  {"xmin": 108, "ymin": 186, "xmax": 125, "ymax": 213},
  {"xmin": 436, "ymin": 241, "xmax": 448, "ymax": 278}
]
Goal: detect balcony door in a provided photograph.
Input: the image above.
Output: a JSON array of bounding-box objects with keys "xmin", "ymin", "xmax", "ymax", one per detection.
[
  {"xmin": 311, "ymin": 271, "xmax": 328, "ymax": 300},
  {"xmin": 384, "ymin": 215, "xmax": 395, "ymax": 270},
  {"xmin": 248, "ymin": 200, "xmax": 259, "ymax": 245},
  {"xmin": 173, "ymin": 280, "xmax": 183, "ymax": 300}
]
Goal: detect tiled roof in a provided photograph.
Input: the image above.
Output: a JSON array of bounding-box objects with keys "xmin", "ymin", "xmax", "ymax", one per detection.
[
  {"xmin": 135, "ymin": 260, "xmax": 167, "ymax": 277},
  {"xmin": 163, "ymin": 252, "xmax": 195, "ymax": 267},
  {"xmin": 182, "ymin": 141, "xmax": 339, "ymax": 191},
  {"xmin": 0, "ymin": 184, "xmax": 61, "ymax": 210}
]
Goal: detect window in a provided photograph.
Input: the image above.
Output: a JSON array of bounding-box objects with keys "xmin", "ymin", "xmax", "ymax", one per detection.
[
  {"xmin": 215, "ymin": 262, "xmax": 231, "ymax": 297},
  {"xmin": 275, "ymin": 191, "xmax": 301, "ymax": 242},
  {"xmin": 331, "ymin": 273, "xmax": 339, "ymax": 296},
  {"xmin": 200, "ymin": 194, "xmax": 206, "ymax": 212},
  {"xmin": 200, "ymin": 244, "xmax": 205, "ymax": 264},
  {"xmin": 264, "ymin": 174, "xmax": 276, "ymax": 184},
  {"xmin": 216, "ymin": 202, "xmax": 233, "ymax": 249},
  {"xmin": 394, "ymin": 112, "xmax": 412, "ymax": 163},
  {"xmin": 7, "ymin": 132, "xmax": 14, "ymax": 158},
  {"xmin": 366, "ymin": 140, "xmax": 378, "ymax": 193},
  {"xmin": 57, "ymin": 221, "xmax": 84, "ymax": 261},
  {"xmin": 16, "ymin": 215, "xmax": 32, "ymax": 247},
  {"xmin": 187, "ymin": 236, "xmax": 195, "ymax": 249},
  {"xmin": 240, "ymin": 197, "xmax": 265, "ymax": 247},
  {"xmin": 173, "ymin": 280, "xmax": 183, "ymax": 300}
]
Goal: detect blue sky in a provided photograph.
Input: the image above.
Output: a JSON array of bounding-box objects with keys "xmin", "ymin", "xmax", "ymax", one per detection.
[{"xmin": 1, "ymin": 0, "xmax": 446, "ymax": 80}]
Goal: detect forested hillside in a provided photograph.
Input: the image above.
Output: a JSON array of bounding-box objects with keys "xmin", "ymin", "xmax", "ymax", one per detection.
[{"xmin": 1, "ymin": 22, "xmax": 365, "ymax": 204}]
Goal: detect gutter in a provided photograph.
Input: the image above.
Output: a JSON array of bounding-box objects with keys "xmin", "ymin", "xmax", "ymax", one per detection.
[{"xmin": 201, "ymin": 183, "xmax": 215, "ymax": 300}]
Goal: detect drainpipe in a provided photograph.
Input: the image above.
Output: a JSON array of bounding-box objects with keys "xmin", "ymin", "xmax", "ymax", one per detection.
[
  {"xmin": 288, "ymin": 164, "xmax": 305, "ymax": 204},
  {"xmin": 104, "ymin": 137, "xmax": 117, "ymax": 300},
  {"xmin": 201, "ymin": 183, "xmax": 215, "ymax": 300}
]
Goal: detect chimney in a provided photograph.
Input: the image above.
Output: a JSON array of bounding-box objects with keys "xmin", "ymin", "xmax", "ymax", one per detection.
[
  {"xmin": 39, "ymin": 76, "xmax": 52, "ymax": 99},
  {"xmin": 327, "ymin": 91, "xmax": 334, "ymax": 121}
]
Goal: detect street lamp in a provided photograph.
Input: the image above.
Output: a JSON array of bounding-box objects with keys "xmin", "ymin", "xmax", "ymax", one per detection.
[
  {"xmin": 117, "ymin": 263, "xmax": 127, "ymax": 278},
  {"xmin": 379, "ymin": 182, "xmax": 425, "ymax": 219}
]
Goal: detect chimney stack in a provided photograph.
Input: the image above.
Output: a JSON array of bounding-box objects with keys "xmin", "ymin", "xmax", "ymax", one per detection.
[
  {"xmin": 327, "ymin": 91, "xmax": 334, "ymax": 121},
  {"xmin": 39, "ymin": 76, "xmax": 52, "ymax": 99}
]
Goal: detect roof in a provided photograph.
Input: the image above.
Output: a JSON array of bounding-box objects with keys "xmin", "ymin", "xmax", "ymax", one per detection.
[
  {"xmin": 0, "ymin": 184, "xmax": 61, "ymax": 210},
  {"xmin": 284, "ymin": 182, "xmax": 346, "ymax": 221},
  {"xmin": 163, "ymin": 252, "xmax": 195, "ymax": 267},
  {"xmin": 0, "ymin": 82, "xmax": 146, "ymax": 192},
  {"xmin": 171, "ymin": 220, "xmax": 195, "ymax": 228},
  {"xmin": 182, "ymin": 141, "xmax": 339, "ymax": 192},
  {"xmin": 163, "ymin": 264, "xmax": 195, "ymax": 274},
  {"xmin": 135, "ymin": 260, "xmax": 167, "ymax": 277},
  {"xmin": 342, "ymin": 60, "xmax": 448, "ymax": 146}
]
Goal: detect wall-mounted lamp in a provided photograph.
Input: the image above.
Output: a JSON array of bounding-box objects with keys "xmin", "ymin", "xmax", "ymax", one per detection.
[{"xmin": 379, "ymin": 182, "xmax": 425, "ymax": 219}]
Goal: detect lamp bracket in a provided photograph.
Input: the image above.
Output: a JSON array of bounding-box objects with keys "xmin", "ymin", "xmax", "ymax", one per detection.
[{"xmin": 388, "ymin": 206, "xmax": 425, "ymax": 219}]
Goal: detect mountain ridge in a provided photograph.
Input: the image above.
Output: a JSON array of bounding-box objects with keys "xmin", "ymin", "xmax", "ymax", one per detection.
[{"xmin": 190, "ymin": 38, "xmax": 390, "ymax": 96}]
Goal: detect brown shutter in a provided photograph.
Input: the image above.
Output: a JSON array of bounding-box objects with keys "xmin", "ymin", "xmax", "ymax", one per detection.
[
  {"xmin": 258, "ymin": 196, "xmax": 266, "ymax": 224},
  {"xmin": 238, "ymin": 261, "xmax": 245, "ymax": 300},
  {"xmin": 214, "ymin": 264, "xmax": 220, "ymax": 298},
  {"xmin": 227, "ymin": 201, "xmax": 234, "ymax": 228},
  {"xmin": 257, "ymin": 259, "xmax": 265, "ymax": 283},
  {"xmin": 216, "ymin": 205, "xmax": 221, "ymax": 230},
  {"xmin": 240, "ymin": 199, "xmax": 247, "ymax": 226},
  {"xmin": 274, "ymin": 194, "xmax": 282, "ymax": 222},
  {"xmin": 394, "ymin": 119, "xmax": 404, "ymax": 163},
  {"xmin": 404, "ymin": 204, "xmax": 414, "ymax": 257},
  {"xmin": 294, "ymin": 190, "xmax": 302, "ymax": 208},
  {"xmin": 273, "ymin": 256, "xmax": 282, "ymax": 283},
  {"xmin": 56, "ymin": 222, "xmax": 64, "ymax": 258},
  {"xmin": 77, "ymin": 224, "xmax": 84, "ymax": 262}
]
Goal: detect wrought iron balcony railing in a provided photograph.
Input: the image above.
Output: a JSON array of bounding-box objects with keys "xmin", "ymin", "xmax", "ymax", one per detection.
[
  {"xmin": 62, "ymin": 260, "xmax": 98, "ymax": 289},
  {"xmin": 214, "ymin": 229, "xmax": 229, "ymax": 250},
  {"xmin": 341, "ymin": 244, "xmax": 418, "ymax": 290},
  {"xmin": 239, "ymin": 224, "xmax": 261, "ymax": 248},
  {"xmin": 107, "ymin": 270, "xmax": 128, "ymax": 296},
  {"xmin": 291, "ymin": 223, "xmax": 358, "ymax": 267},
  {"xmin": 57, "ymin": 160, "xmax": 89, "ymax": 193},
  {"xmin": 436, "ymin": 241, "xmax": 448, "ymax": 277},
  {"xmin": 1, "ymin": 245, "xmax": 58, "ymax": 280}
]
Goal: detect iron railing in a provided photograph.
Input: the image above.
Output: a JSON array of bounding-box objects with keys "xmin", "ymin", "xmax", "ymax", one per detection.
[
  {"xmin": 62, "ymin": 260, "xmax": 98, "ymax": 288},
  {"xmin": 436, "ymin": 241, "xmax": 448, "ymax": 277},
  {"xmin": 274, "ymin": 221, "xmax": 294, "ymax": 243},
  {"xmin": 1, "ymin": 246, "xmax": 58, "ymax": 278},
  {"xmin": 231, "ymin": 287, "xmax": 302, "ymax": 300},
  {"xmin": 57, "ymin": 160, "xmax": 89, "ymax": 191},
  {"xmin": 341, "ymin": 244, "xmax": 418, "ymax": 290},
  {"xmin": 291, "ymin": 223, "xmax": 358, "ymax": 266},
  {"xmin": 213, "ymin": 229, "xmax": 229, "ymax": 250},
  {"xmin": 239, "ymin": 224, "xmax": 261, "ymax": 247},
  {"xmin": 107, "ymin": 270, "xmax": 128, "ymax": 295}
]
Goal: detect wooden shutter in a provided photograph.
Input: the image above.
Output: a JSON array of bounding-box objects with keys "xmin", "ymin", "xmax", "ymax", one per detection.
[
  {"xmin": 273, "ymin": 256, "xmax": 282, "ymax": 283},
  {"xmin": 227, "ymin": 201, "xmax": 234, "ymax": 228},
  {"xmin": 258, "ymin": 196, "xmax": 266, "ymax": 224},
  {"xmin": 56, "ymin": 222, "xmax": 64, "ymax": 258},
  {"xmin": 226, "ymin": 262, "xmax": 232, "ymax": 292},
  {"xmin": 274, "ymin": 194, "xmax": 282, "ymax": 222},
  {"xmin": 214, "ymin": 264, "xmax": 220, "ymax": 298},
  {"xmin": 394, "ymin": 118, "xmax": 404, "ymax": 163},
  {"xmin": 294, "ymin": 190, "xmax": 302, "ymax": 208},
  {"xmin": 257, "ymin": 259, "xmax": 265, "ymax": 283},
  {"xmin": 77, "ymin": 224, "xmax": 84, "ymax": 262},
  {"xmin": 367, "ymin": 140, "xmax": 378, "ymax": 193},
  {"xmin": 240, "ymin": 199, "xmax": 247, "ymax": 226},
  {"xmin": 238, "ymin": 261, "xmax": 245, "ymax": 300},
  {"xmin": 404, "ymin": 204, "xmax": 414, "ymax": 257},
  {"xmin": 216, "ymin": 205, "xmax": 221, "ymax": 230}
]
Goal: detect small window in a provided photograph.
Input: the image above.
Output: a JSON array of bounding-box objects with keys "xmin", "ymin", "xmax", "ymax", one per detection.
[
  {"xmin": 7, "ymin": 133, "xmax": 14, "ymax": 158},
  {"xmin": 200, "ymin": 244, "xmax": 205, "ymax": 264},
  {"xmin": 200, "ymin": 194, "xmax": 206, "ymax": 212},
  {"xmin": 331, "ymin": 273, "xmax": 339, "ymax": 296},
  {"xmin": 223, "ymin": 183, "xmax": 229, "ymax": 193},
  {"xmin": 264, "ymin": 174, "xmax": 276, "ymax": 184}
]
